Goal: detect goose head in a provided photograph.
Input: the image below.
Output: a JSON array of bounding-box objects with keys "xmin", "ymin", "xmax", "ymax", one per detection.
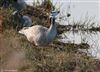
[
  {"xmin": 50, "ymin": 11, "xmax": 60, "ymax": 19},
  {"xmin": 49, "ymin": 10, "xmax": 60, "ymax": 25}
]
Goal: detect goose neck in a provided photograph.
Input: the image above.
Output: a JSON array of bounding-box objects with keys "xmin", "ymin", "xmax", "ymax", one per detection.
[
  {"xmin": 51, "ymin": 17, "xmax": 55, "ymax": 25},
  {"xmin": 49, "ymin": 18, "xmax": 56, "ymax": 30},
  {"xmin": 47, "ymin": 17, "xmax": 56, "ymax": 33}
]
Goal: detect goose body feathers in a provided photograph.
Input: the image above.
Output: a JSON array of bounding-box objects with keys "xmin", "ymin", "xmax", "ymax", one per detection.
[
  {"xmin": 19, "ymin": 25, "xmax": 49, "ymax": 46},
  {"xmin": 19, "ymin": 11, "xmax": 59, "ymax": 46}
]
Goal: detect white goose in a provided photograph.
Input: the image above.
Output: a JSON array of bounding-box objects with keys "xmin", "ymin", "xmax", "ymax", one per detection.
[{"xmin": 18, "ymin": 11, "xmax": 60, "ymax": 46}]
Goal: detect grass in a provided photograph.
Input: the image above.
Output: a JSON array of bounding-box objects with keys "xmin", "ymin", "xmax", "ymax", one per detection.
[
  {"xmin": 0, "ymin": 0, "xmax": 100, "ymax": 72},
  {"xmin": 1, "ymin": 30, "xmax": 100, "ymax": 72}
]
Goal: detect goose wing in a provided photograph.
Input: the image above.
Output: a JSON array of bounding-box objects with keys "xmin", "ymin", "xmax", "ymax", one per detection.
[{"xmin": 31, "ymin": 25, "xmax": 48, "ymax": 33}]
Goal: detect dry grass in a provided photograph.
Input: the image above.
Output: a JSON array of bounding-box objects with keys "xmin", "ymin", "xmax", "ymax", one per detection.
[{"xmin": 0, "ymin": 29, "xmax": 100, "ymax": 72}]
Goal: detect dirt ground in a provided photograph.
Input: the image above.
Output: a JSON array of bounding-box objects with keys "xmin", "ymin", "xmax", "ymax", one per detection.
[{"xmin": 0, "ymin": 34, "xmax": 26, "ymax": 72}]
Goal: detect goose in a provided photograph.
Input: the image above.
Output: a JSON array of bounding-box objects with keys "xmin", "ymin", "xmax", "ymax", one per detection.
[
  {"xmin": 13, "ymin": 12, "xmax": 32, "ymax": 28},
  {"xmin": 12, "ymin": 0, "xmax": 27, "ymax": 14},
  {"xmin": 18, "ymin": 11, "xmax": 60, "ymax": 46}
]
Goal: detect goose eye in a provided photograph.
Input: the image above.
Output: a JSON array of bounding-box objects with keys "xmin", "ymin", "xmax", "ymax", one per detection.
[{"xmin": 67, "ymin": 13, "xmax": 71, "ymax": 17}]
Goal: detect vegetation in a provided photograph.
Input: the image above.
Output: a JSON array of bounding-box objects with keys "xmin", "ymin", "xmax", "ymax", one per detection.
[{"xmin": 0, "ymin": 0, "xmax": 100, "ymax": 72}]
